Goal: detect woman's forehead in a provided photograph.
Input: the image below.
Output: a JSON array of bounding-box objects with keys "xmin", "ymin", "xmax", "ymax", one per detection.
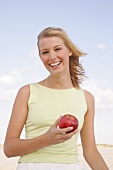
[{"xmin": 39, "ymin": 36, "xmax": 65, "ymax": 50}]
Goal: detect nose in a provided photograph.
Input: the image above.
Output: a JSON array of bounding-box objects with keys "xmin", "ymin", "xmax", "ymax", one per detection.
[{"xmin": 49, "ymin": 51, "xmax": 56, "ymax": 60}]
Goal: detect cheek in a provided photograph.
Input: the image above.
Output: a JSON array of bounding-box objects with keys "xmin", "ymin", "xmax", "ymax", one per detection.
[
  {"xmin": 40, "ymin": 57, "xmax": 48, "ymax": 65},
  {"xmin": 62, "ymin": 51, "xmax": 70, "ymax": 61},
  {"xmin": 62, "ymin": 49, "xmax": 70, "ymax": 56},
  {"xmin": 60, "ymin": 51, "xmax": 67, "ymax": 58}
]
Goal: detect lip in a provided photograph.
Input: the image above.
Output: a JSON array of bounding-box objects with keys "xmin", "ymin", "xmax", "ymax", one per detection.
[{"xmin": 49, "ymin": 61, "xmax": 61, "ymax": 67}]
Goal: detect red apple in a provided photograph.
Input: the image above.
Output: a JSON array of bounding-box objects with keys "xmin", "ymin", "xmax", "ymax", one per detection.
[{"xmin": 59, "ymin": 114, "xmax": 79, "ymax": 133}]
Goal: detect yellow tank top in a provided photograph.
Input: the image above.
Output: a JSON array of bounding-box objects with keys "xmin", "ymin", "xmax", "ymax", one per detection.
[{"xmin": 19, "ymin": 83, "xmax": 87, "ymax": 163}]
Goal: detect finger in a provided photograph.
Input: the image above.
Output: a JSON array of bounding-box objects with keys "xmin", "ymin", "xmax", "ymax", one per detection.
[
  {"xmin": 59, "ymin": 127, "xmax": 74, "ymax": 134},
  {"xmin": 62, "ymin": 129, "xmax": 79, "ymax": 141},
  {"xmin": 52, "ymin": 116, "xmax": 62, "ymax": 128},
  {"xmin": 67, "ymin": 128, "xmax": 79, "ymax": 136}
]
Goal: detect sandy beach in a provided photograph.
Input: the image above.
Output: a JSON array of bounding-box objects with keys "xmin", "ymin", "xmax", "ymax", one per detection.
[{"xmin": 0, "ymin": 144, "xmax": 113, "ymax": 170}]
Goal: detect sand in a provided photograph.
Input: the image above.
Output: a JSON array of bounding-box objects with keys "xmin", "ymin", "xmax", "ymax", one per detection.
[
  {"xmin": 0, "ymin": 145, "xmax": 113, "ymax": 170},
  {"xmin": 78, "ymin": 145, "xmax": 113, "ymax": 170}
]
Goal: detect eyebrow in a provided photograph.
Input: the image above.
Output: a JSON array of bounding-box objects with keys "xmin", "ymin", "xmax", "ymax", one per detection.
[{"xmin": 40, "ymin": 45, "xmax": 62, "ymax": 51}]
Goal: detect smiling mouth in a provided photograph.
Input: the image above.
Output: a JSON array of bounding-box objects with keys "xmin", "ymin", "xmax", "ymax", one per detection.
[{"xmin": 49, "ymin": 61, "xmax": 61, "ymax": 67}]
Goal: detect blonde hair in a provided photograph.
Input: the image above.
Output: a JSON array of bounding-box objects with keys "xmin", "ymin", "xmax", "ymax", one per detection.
[{"xmin": 37, "ymin": 27, "xmax": 86, "ymax": 88}]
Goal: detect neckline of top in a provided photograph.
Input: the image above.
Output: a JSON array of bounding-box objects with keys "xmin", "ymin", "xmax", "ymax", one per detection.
[{"xmin": 35, "ymin": 83, "xmax": 77, "ymax": 91}]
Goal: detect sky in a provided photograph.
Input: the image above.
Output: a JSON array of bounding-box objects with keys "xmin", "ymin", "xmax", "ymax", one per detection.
[{"xmin": 0, "ymin": 0, "xmax": 113, "ymax": 145}]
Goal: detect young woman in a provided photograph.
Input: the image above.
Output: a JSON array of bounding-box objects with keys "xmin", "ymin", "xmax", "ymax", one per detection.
[{"xmin": 4, "ymin": 27, "xmax": 109, "ymax": 170}]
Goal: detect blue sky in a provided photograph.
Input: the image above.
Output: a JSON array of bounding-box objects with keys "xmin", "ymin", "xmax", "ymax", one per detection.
[{"xmin": 0, "ymin": 0, "xmax": 113, "ymax": 144}]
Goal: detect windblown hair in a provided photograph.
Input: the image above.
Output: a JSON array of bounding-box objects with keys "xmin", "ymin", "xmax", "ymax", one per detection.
[{"xmin": 37, "ymin": 27, "xmax": 86, "ymax": 88}]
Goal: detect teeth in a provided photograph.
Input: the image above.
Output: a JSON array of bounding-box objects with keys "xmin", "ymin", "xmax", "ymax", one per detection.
[{"xmin": 50, "ymin": 61, "xmax": 61, "ymax": 67}]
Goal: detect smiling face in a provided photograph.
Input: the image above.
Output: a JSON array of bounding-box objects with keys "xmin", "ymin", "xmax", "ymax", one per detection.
[{"xmin": 39, "ymin": 36, "xmax": 72, "ymax": 76}]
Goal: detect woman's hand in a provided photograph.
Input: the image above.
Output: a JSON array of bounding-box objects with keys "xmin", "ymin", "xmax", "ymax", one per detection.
[{"xmin": 44, "ymin": 117, "xmax": 78, "ymax": 145}]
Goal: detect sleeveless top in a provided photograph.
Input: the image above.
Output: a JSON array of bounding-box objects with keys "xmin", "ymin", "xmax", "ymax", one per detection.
[{"xmin": 19, "ymin": 83, "xmax": 87, "ymax": 163}]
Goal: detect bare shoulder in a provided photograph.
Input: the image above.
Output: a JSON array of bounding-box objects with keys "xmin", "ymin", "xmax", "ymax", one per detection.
[
  {"xmin": 17, "ymin": 84, "xmax": 30, "ymax": 97},
  {"xmin": 83, "ymin": 89, "xmax": 94, "ymax": 101},
  {"xmin": 18, "ymin": 84, "xmax": 30, "ymax": 94},
  {"xmin": 83, "ymin": 90, "xmax": 95, "ymax": 109},
  {"xmin": 14, "ymin": 84, "xmax": 30, "ymax": 104}
]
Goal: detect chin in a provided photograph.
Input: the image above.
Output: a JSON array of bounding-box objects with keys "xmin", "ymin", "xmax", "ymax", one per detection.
[{"xmin": 47, "ymin": 65, "xmax": 68, "ymax": 76}]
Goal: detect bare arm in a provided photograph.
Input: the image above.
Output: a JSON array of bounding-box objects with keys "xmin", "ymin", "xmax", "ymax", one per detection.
[
  {"xmin": 4, "ymin": 85, "xmax": 77, "ymax": 157},
  {"xmin": 80, "ymin": 90, "xmax": 109, "ymax": 170}
]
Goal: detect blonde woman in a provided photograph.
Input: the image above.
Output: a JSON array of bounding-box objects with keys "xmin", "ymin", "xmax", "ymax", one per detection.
[{"xmin": 4, "ymin": 27, "xmax": 109, "ymax": 170}]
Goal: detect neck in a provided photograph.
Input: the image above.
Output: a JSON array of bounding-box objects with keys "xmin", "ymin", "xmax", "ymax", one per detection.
[{"xmin": 43, "ymin": 74, "xmax": 73, "ymax": 89}]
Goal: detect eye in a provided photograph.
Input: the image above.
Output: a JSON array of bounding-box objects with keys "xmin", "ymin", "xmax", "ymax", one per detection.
[
  {"xmin": 42, "ymin": 51, "xmax": 48, "ymax": 55},
  {"xmin": 55, "ymin": 48, "xmax": 61, "ymax": 51}
]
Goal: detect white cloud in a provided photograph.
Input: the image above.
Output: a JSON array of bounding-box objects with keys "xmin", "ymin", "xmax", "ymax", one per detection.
[
  {"xmin": 0, "ymin": 75, "xmax": 13, "ymax": 84},
  {"xmin": 0, "ymin": 69, "xmax": 22, "ymax": 86},
  {"xmin": 82, "ymin": 79, "xmax": 113, "ymax": 110},
  {"xmin": 0, "ymin": 63, "xmax": 48, "ymax": 103},
  {"xmin": 0, "ymin": 70, "xmax": 21, "ymax": 102},
  {"xmin": 97, "ymin": 43, "xmax": 106, "ymax": 49},
  {"xmin": 0, "ymin": 89, "xmax": 17, "ymax": 102},
  {"xmin": 97, "ymin": 43, "xmax": 113, "ymax": 50},
  {"xmin": 28, "ymin": 49, "xmax": 39, "ymax": 58}
]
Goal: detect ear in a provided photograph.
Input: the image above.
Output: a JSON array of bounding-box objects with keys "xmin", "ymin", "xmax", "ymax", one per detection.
[{"xmin": 69, "ymin": 50, "xmax": 72, "ymax": 57}]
